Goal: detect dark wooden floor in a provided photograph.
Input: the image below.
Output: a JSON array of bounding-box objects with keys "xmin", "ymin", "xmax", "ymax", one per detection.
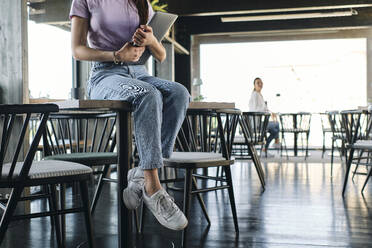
[{"xmin": 2, "ymin": 151, "xmax": 372, "ymax": 248}]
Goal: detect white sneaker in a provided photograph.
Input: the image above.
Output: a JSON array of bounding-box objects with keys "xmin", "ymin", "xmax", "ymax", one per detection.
[
  {"xmin": 122, "ymin": 167, "xmax": 144, "ymax": 210},
  {"xmin": 265, "ymin": 151, "xmax": 275, "ymax": 158},
  {"xmin": 143, "ymin": 187, "xmax": 188, "ymax": 231},
  {"xmin": 272, "ymin": 143, "xmax": 281, "ymax": 149}
]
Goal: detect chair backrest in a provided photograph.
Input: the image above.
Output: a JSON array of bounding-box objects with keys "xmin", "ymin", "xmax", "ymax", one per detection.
[
  {"xmin": 279, "ymin": 112, "xmax": 312, "ymax": 132},
  {"xmin": 240, "ymin": 112, "xmax": 270, "ymax": 145},
  {"xmin": 216, "ymin": 109, "xmax": 241, "ymax": 159},
  {"xmin": 44, "ymin": 112, "xmax": 117, "ymax": 156},
  {"xmin": 340, "ymin": 110, "xmax": 364, "ymax": 145},
  {"xmin": 175, "ymin": 109, "xmax": 240, "ymax": 159},
  {"xmin": 359, "ymin": 111, "xmax": 372, "ymax": 140},
  {"xmin": 319, "ymin": 112, "xmax": 332, "ymax": 131},
  {"xmin": 0, "ymin": 104, "xmax": 58, "ymax": 181},
  {"xmin": 176, "ymin": 109, "xmax": 218, "ymax": 153},
  {"xmin": 327, "ymin": 111, "xmax": 345, "ymax": 137}
]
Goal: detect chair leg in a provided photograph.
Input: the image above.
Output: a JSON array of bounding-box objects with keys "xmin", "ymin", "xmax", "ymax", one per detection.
[
  {"xmin": 138, "ymin": 202, "xmax": 145, "ymax": 234},
  {"xmin": 282, "ymin": 132, "xmax": 289, "ymax": 159},
  {"xmin": 192, "ymin": 177, "xmax": 211, "ymax": 225},
  {"xmin": 0, "ymin": 187, "xmax": 23, "ymax": 245},
  {"xmin": 248, "ymin": 144, "xmax": 265, "ymax": 189},
  {"xmin": 60, "ymin": 184, "xmax": 66, "ymax": 245},
  {"xmin": 342, "ymin": 148, "xmax": 355, "ymax": 196},
  {"xmin": 322, "ymin": 131, "xmax": 326, "ymax": 158},
  {"xmin": 182, "ymin": 169, "xmax": 193, "ymax": 248},
  {"xmin": 49, "ymin": 184, "xmax": 63, "ymax": 248},
  {"xmin": 352, "ymin": 150, "xmax": 364, "ymax": 181},
  {"xmin": 305, "ymin": 133, "xmax": 309, "ymax": 159},
  {"xmin": 91, "ymin": 164, "xmax": 111, "ymax": 214},
  {"xmin": 361, "ymin": 166, "xmax": 372, "ymax": 193},
  {"xmin": 252, "ymin": 147, "xmax": 266, "ymax": 187},
  {"xmin": 224, "ymin": 166, "xmax": 239, "ymax": 233},
  {"xmin": 79, "ymin": 181, "xmax": 95, "ymax": 248},
  {"xmin": 215, "ymin": 167, "xmax": 220, "ymax": 187},
  {"xmin": 331, "ymin": 138, "xmax": 335, "ymax": 177}
]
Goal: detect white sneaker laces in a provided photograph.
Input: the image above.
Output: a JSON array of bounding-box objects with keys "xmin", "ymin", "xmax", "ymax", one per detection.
[{"xmin": 156, "ymin": 193, "xmax": 177, "ymax": 220}]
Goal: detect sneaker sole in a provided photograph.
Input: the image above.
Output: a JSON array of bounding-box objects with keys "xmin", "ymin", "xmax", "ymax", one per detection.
[
  {"xmin": 152, "ymin": 211, "xmax": 188, "ymax": 231},
  {"xmin": 122, "ymin": 187, "xmax": 141, "ymax": 210}
]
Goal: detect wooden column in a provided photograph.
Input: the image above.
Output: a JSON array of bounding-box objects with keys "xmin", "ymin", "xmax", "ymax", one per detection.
[
  {"xmin": 0, "ymin": 0, "xmax": 29, "ymax": 212},
  {"xmin": 0, "ymin": 0, "xmax": 28, "ymax": 104}
]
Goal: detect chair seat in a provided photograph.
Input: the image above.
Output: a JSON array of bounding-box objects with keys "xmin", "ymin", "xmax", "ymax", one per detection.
[
  {"xmin": 233, "ymin": 136, "xmax": 246, "ymax": 144},
  {"xmin": 282, "ymin": 128, "xmax": 308, "ymax": 132},
  {"xmin": 2, "ymin": 160, "xmax": 93, "ymax": 180},
  {"xmin": 43, "ymin": 152, "xmax": 117, "ymax": 166},
  {"xmin": 164, "ymin": 152, "xmax": 233, "ymax": 168},
  {"xmin": 233, "ymin": 136, "xmax": 262, "ymax": 145},
  {"xmin": 352, "ymin": 140, "xmax": 372, "ymax": 150}
]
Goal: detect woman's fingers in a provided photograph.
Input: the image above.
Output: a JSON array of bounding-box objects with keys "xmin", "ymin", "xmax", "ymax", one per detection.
[{"xmin": 135, "ymin": 29, "xmax": 147, "ymax": 38}]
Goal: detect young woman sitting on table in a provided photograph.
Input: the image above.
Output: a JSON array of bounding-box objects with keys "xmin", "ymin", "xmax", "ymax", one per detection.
[
  {"xmin": 70, "ymin": 0, "xmax": 190, "ymax": 230},
  {"xmin": 248, "ymin": 77, "xmax": 280, "ymax": 157}
]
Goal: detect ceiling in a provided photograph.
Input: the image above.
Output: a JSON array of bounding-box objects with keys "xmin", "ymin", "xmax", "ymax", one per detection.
[{"xmin": 27, "ymin": 0, "xmax": 372, "ymax": 35}]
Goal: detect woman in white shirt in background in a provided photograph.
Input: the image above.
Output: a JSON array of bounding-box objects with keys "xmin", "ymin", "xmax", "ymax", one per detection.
[{"xmin": 249, "ymin": 77, "xmax": 280, "ymax": 156}]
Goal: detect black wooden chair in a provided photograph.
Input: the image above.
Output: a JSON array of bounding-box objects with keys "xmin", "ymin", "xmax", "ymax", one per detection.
[
  {"xmin": 319, "ymin": 112, "xmax": 334, "ymax": 158},
  {"xmin": 340, "ymin": 110, "xmax": 372, "ymax": 195},
  {"xmin": 279, "ymin": 112, "xmax": 312, "ymax": 158},
  {"xmin": 161, "ymin": 108, "xmax": 240, "ymax": 247},
  {"xmin": 43, "ymin": 112, "xmax": 118, "ymax": 214},
  {"xmin": 0, "ymin": 104, "xmax": 94, "ymax": 247},
  {"xmin": 326, "ymin": 111, "xmax": 346, "ymax": 176},
  {"xmin": 238, "ymin": 111, "xmax": 270, "ymax": 190}
]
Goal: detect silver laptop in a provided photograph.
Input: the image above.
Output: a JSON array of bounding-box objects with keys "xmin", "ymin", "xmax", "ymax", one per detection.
[{"xmin": 130, "ymin": 12, "xmax": 178, "ymax": 65}]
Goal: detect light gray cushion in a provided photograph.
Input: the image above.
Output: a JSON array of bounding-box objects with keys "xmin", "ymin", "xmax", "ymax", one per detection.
[
  {"xmin": 164, "ymin": 152, "xmax": 226, "ymax": 163},
  {"xmin": 233, "ymin": 136, "xmax": 246, "ymax": 144},
  {"xmin": 3, "ymin": 160, "xmax": 93, "ymax": 179},
  {"xmin": 353, "ymin": 140, "xmax": 372, "ymax": 150}
]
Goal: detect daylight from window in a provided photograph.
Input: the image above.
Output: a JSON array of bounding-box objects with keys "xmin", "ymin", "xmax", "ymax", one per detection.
[
  {"xmin": 28, "ymin": 21, "xmax": 72, "ymax": 99},
  {"xmin": 200, "ymin": 38, "xmax": 367, "ymax": 146}
]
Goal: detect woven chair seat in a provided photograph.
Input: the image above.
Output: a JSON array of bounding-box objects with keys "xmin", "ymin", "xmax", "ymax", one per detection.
[
  {"xmin": 282, "ymin": 128, "xmax": 309, "ymax": 132},
  {"xmin": 44, "ymin": 152, "xmax": 117, "ymax": 166},
  {"xmin": 233, "ymin": 136, "xmax": 246, "ymax": 144},
  {"xmin": 164, "ymin": 152, "xmax": 233, "ymax": 168},
  {"xmin": 352, "ymin": 140, "xmax": 372, "ymax": 150},
  {"xmin": 2, "ymin": 160, "xmax": 92, "ymax": 179}
]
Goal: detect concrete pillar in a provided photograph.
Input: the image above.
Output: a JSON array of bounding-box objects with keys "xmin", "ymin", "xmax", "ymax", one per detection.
[
  {"xmin": 367, "ymin": 33, "xmax": 372, "ymax": 105},
  {"xmin": 155, "ymin": 41, "xmax": 175, "ymax": 81},
  {"xmin": 0, "ymin": 0, "xmax": 28, "ymax": 104}
]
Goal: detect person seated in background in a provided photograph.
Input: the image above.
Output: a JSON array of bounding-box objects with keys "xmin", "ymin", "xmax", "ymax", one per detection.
[{"xmin": 249, "ymin": 77, "xmax": 280, "ymax": 157}]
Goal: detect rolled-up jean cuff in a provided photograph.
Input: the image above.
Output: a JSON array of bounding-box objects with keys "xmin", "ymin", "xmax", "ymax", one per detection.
[
  {"xmin": 162, "ymin": 146, "xmax": 174, "ymax": 159},
  {"xmin": 139, "ymin": 162, "xmax": 163, "ymax": 170}
]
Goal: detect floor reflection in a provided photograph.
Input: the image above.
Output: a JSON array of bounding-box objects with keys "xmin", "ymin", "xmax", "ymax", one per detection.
[{"xmin": 2, "ymin": 151, "xmax": 372, "ymax": 247}]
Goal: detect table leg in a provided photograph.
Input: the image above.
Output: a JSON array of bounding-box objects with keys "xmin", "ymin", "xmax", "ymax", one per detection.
[
  {"xmin": 293, "ymin": 115, "xmax": 298, "ymax": 156},
  {"xmin": 117, "ymin": 110, "xmax": 133, "ymax": 248},
  {"xmin": 294, "ymin": 133, "xmax": 298, "ymax": 156}
]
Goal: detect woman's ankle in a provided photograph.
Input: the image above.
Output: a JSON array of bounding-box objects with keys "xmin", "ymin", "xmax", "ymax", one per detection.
[
  {"xmin": 144, "ymin": 168, "xmax": 162, "ymax": 196},
  {"xmin": 144, "ymin": 183, "xmax": 161, "ymax": 196}
]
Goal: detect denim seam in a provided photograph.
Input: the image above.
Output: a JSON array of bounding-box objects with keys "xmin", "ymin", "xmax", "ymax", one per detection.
[{"xmin": 139, "ymin": 162, "xmax": 163, "ymax": 170}]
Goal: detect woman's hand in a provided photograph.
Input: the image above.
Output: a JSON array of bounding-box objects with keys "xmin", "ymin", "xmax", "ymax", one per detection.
[
  {"xmin": 132, "ymin": 25, "xmax": 157, "ymax": 47},
  {"xmin": 115, "ymin": 42, "xmax": 145, "ymax": 62}
]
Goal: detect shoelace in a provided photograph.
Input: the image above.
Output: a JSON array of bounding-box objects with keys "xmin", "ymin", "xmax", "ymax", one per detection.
[{"xmin": 156, "ymin": 193, "xmax": 177, "ymax": 220}]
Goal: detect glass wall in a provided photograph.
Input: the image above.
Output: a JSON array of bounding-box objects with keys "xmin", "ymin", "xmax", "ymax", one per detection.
[{"xmin": 200, "ymin": 38, "xmax": 367, "ymax": 147}]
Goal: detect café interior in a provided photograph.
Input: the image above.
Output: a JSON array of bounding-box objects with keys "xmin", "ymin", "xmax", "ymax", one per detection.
[{"xmin": 2, "ymin": 0, "xmax": 372, "ymax": 247}]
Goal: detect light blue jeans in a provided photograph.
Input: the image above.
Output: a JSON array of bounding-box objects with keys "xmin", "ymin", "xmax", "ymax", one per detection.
[{"xmin": 87, "ymin": 62, "xmax": 191, "ymax": 170}]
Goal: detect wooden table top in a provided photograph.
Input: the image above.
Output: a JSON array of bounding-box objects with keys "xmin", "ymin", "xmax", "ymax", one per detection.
[{"xmin": 50, "ymin": 100, "xmax": 235, "ymax": 111}]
